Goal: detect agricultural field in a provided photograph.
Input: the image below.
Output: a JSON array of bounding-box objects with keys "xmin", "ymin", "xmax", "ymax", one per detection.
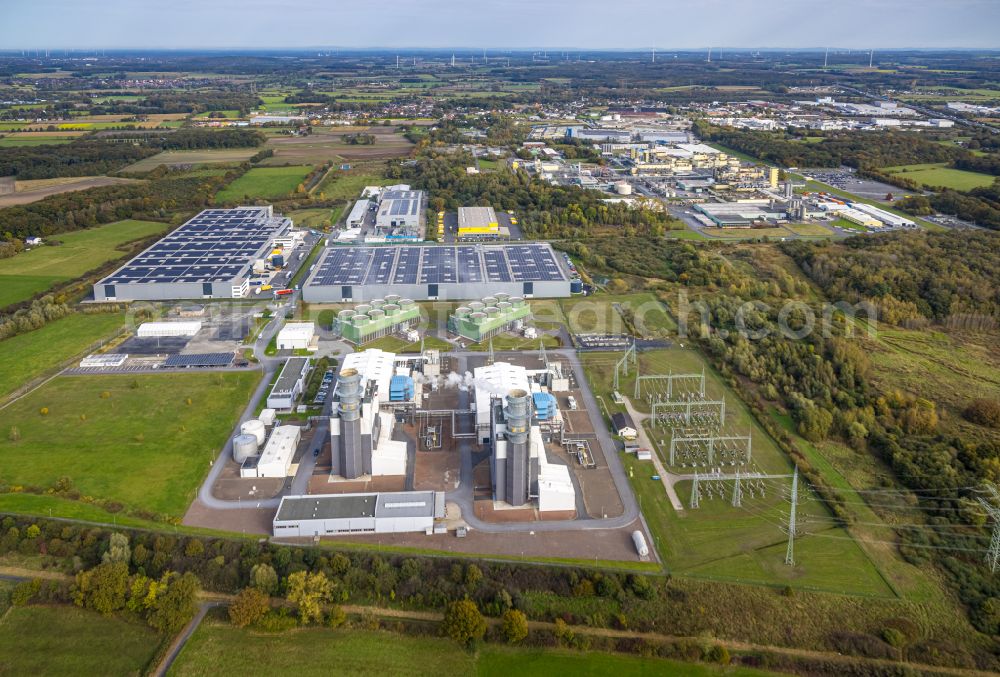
[
  {"xmin": 783, "ymin": 222, "xmax": 836, "ymax": 237},
  {"xmin": 0, "ymin": 311, "xmax": 127, "ymax": 400},
  {"xmin": 883, "ymin": 162, "xmax": 996, "ymax": 191},
  {"xmin": 121, "ymin": 148, "xmax": 261, "ymax": 173},
  {"xmin": 0, "ymin": 218, "xmax": 169, "ymax": 307},
  {"xmin": 170, "ymin": 621, "xmax": 761, "ymax": 677},
  {"xmin": 709, "ymin": 227, "xmax": 791, "ymax": 240},
  {"xmin": 581, "ymin": 348, "xmax": 893, "ymax": 595},
  {"xmin": 260, "ymin": 128, "xmax": 414, "ymax": 165},
  {"xmin": 0, "ymin": 605, "xmax": 164, "ymax": 676},
  {"xmin": 560, "ymin": 292, "xmax": 675, "ymax": 338},
  {"xmin": 214, "ymin": 165, "xmax": 313, "ymax": 204},
  {"xmin": 0, "ymin": 371, "xmax": 259, "ymax": 516},
  {"xmin": 0, "ymin": 175, "xmax": 141, "ymax": 207}
]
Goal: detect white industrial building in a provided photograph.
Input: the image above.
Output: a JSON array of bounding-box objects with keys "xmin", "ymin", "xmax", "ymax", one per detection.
[
  {"xmin": 474, "ymin": 361, "xmax": 575, "ymax": 511},
  {"xmin": 346, "ymin": 199, "xmax": 373, "ymax": 228},
  {"xmin": 329, "ymin": 350, "xmax": 415, "ymax": 480},
  {"xmin": 136, "ymin": 321, "xmax": 202, "ymax": 338},
  {"xmin": 272, "ymin": 490, "xmax": 444, "ymax": 538},
  {"xmin": 276, "ymin": 322, "xmax": 315, "ymax": 351},
  {"xmin": 250, "ymin": 425, "xmax": 302, "ymax": 478},
  {"xmin": 267, "ymin": 357, "xmax": 310, "ymax": 410}
]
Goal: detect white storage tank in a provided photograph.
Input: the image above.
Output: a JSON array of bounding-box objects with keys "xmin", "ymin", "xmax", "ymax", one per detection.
[
  {"xmin": 632, "ymin": 530, "xmax": 650, "ymax": 558},
  {"xmin": 615, "ymin": 181, "xmax": 633, "ymax": 196},
  {"xmin": 233, "ymin": 434, "xmax": 259, "ymax": 463},
  {"xmin": 240, "ymin": 419, "xmax": 266, "ymax": 447}
]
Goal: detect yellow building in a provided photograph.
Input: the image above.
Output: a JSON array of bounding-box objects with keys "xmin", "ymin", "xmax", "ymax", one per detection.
[{"xmin": 458, "ymin": 206, "xmax": 500, "ymax": 236}]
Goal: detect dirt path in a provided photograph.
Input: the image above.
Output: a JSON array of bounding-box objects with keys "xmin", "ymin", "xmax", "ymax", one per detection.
[
  {"xmin": 621, "ymin": 397, "xmax": 685, "ymax": 511},
  {"xmin": 0, "ymin": 566, "xmax": 990, "ymax": 677}
]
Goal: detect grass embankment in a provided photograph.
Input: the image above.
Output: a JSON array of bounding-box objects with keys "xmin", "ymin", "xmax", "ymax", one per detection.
[
  {"xmin": 0, "ymin": 605, "xmax": 164, "ymax": 676},
  {"xmin": 0, "ymin": 371, "xmax": 259, "ymax": 517},
  {"xmin": 215, "ymin": 165, "xmax": 313, "ymax": 203},
  {"xmin": 0, "ymin": 219, "xmax": 168, "ymax": 307},
  {"xmin": 560, "ymin": 292, "xmax": 675, "ymax": 337},
  {"xmin": 0, "ymin": 312, "xmax": 128, "ymax": 399},
  {"xmin": 169, "ymin": 621, "xmax": 767, "ymax": 677}
]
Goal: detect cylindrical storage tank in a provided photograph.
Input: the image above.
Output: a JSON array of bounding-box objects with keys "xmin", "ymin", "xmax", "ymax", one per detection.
[
  {"xmin": 240, "ymin": 420, "xmax": 266, "ymax": 447},
  {"xmin": 495, "ymin": 292, "xmax": 510, "ymax": 303},
  {"xmin": 368, "ymin": 309, "xmax": 385, "ymax": 322},
  {"xmin": 354, "ymin": 304, "xmax": 371, "ymax": 315},
  {"xmin": 469, "ymin": 301, "xmax": 485, "ymax": 312},
  {"xmin": 482, "ymin": 296, "xmax": 498, "ymax": 306},
  {"xmin": 615, "ymin": 181, "xmax": 633, "ymax": 196},
  {"xmin": 369, "ymin": 298, "xmax": 384, "ymax": 309},
  {"xmin": 233, "ymin": 434, "xmax": 258, "ymax": 463},
  {"xmin": 510, "ymin": 296, "xmax": 525, "ymax": 307},
  {"xmin": 470, "ymin": 312, "xmax": 487, "ymax": 325},
  {"xmin": 384, "ymin": 294, "xmax": 401, "ymax": 304},
  {"xmin": 486, "ymin": 306, "xmax": 500, "ymax": 318},
  {"xmin": 454, "ymin": 306, "xmax": 471, "ymax": 318},
  {"xmin": 383, "ymin": 304, "xmax": 400, "ymax": 317},
  {"xmin": 632, "ymin": 530, "xmax": 649, "ymax": 558},
  {"xmin": 571, "ymin": 279, "xmax": 583, "ymax": 294},
  {"xmin": 399, "ymin": 298, "xmax": 414, "ymax": 308},
  {"xmin": 338, "ymin": 309, "xmax": 356, "ymax": 321}
]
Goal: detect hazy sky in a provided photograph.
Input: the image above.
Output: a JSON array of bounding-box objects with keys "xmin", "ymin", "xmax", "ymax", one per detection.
[{"xmin": 3, "ymin": 0, "xmax": 999, "ymax": 50}]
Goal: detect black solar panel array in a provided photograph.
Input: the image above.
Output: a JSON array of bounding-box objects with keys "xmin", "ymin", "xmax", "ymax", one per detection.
[
  {"xmin": 101, "ymin": 208, "xmax": 287, "ymax": 286},
  {"xmin": 163, "ymin": 352, "xmax": 234, "ymax": 368},
  {"xmin": 310, "ymin": 244, "xmax": 565, "ymax": 287}
]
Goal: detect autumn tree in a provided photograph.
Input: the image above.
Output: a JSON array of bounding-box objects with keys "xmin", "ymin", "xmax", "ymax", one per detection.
[
  {"xmin": 441, "ymin": 599, "xmax": 486, "ymax": 647},
  {"xmin": 286, "ymin": 571, "xmax": 331, "ymax": 625},
  {"xmin": 229, "ymin": 587, "xmax": 270, "ymax": 628}
]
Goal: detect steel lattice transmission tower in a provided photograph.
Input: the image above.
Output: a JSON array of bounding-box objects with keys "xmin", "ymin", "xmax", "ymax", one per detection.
[
  {"xmin": 978, "ymin": 484, "xmax": 1000, "ymax": 573},
  {"xmin": 785, "ymin": 466, "xmax": 799, "ymax": 566},
  {"xmin": 732, "ymin": 469, "xmax": 742, "ymax": 508}
]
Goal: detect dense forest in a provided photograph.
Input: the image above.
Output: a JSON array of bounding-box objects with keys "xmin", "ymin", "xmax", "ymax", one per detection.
[
  {"xmin": 694, "ymin": 121, "xmax": 959, "ymax": 169},
  {"xmin": 781, "ymin": 231, "xmax": 1000, "ymax": 324}
]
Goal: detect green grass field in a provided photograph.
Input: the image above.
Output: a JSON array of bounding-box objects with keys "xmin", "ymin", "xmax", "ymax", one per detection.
[
  {"xmin": 465, "ymin": 334, "xmax": 559, "ymax": 351},
  {"xmin": 560, "ymin": 292, "xmax": 675, "ymax": 338},
  {"xmin": 0, "ymin": 136, "xmax": 75, "ymax": 147},
  {"xmin": 122, "ymin": 148, "xmax": 260, "ymax": 173},
  {"xmin": 0, "ymin": 219, "xmax": 168, "ymax": 307},
  {"xmin": 170, "ymin": 622, "xmax": 768, "ymax": 676},
  {"xmin": 0, "ymin": 312, "xmax": 127, "ymax": 399},
  {"xmin": 358, "ymin": 334, "xmax": 453, "ymax": 354},
  {"xmin": 314, "ymin": 171, "xmax": 391, "ymax": 203},
  {"xmin": 581, "ymin": 348, "xmax": 892, "ymax": 596},
  {"xmin": 0, "ymin": 371, "xmax": 259, "ymax": 516},
  {"xmin": 215, "ymin": 166, "xmax": 313, "ymax": 204},
  {"xmin": 883, "ymin": 163, "xmax": 996, "ymax": 191},
  {"xmin": 286, "ymin": 206, "xmax": 342, "ymax": 229},
  {"xmin": 0, "ymin": 605, "xmax": 163, "ymax": 676}
]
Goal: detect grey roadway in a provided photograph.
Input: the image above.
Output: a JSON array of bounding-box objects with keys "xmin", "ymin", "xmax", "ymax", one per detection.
[{"xmin": 194, "ymin": 318, "xmax": 644, "ymax": 534}]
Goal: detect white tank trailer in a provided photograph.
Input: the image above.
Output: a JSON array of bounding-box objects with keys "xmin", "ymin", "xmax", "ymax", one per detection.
[{"xmin": 632, "ymin": 530, "xmax": 650, "ymax": 558}]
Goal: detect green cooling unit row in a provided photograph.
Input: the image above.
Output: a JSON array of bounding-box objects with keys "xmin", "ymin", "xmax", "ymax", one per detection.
[
  {"xmin": 337, "ymin": 295, "xmax": 421, "ymax": 344},
  {"xmin": 449, "ymin": 294, "xmax": 530, "ymax": 343}
]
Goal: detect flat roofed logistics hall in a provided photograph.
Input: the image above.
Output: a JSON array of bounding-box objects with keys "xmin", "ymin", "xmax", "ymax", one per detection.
[
  {"xmin": 273, "ymin": 490, "xmax": 443, "ymax": 537},
  {"xmin": 303, "ymin": 243, "xmax": 571, "ymax": 302},
  {"xmin": 93, "ymin": 207, "xmax": 291, "ymax": 301}
]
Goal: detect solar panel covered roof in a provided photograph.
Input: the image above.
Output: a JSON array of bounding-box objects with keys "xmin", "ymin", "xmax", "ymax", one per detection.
[
  {"xmin": 98, "ymin": 208, "xmax": 289, "ymax": 286},
  {"xmin": 309, "ymin": 243, "xmax": 567, "ymax": 287}
]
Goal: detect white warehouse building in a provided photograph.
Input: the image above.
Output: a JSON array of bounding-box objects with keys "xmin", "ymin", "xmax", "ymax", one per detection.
[
  {"xmin": 272, "ymin": 490, "xmax": 444, "ymax": 537},
  {"xmin": 249, "ymin": 425, "xmax": 302, "ymax": 478},
  {"xmin": 276, "ymin": 322, "xmax": 315, "ymax": 351}
]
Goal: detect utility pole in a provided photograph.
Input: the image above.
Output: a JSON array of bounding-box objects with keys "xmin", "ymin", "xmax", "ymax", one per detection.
[
  {"xmin": 785, "ymin": 466, "xmax": 799, "ymax": 566},
  {"xmin": 977, "ymin": 484, "xmax": 1000, "ymax": 573},
  {"xmin": 690, "ymin": 472, "xmax": 700, "ymax": 509}
]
